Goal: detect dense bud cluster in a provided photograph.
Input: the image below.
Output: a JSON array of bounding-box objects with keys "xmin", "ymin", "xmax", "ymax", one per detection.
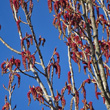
[
  {"xmin": 21, "ymin": 50, "xmax": 35, "ymax": 71},
  {"xmin": 27, "ymin": 86, "xmax": 44, "ymax": 106},
  {"xmin": 47, "ymin": 48, "xmax": 61, "ymax": 79},
  {"xmin": 1, "ymin": 57, "xmax": 21, "ymax": 74}
]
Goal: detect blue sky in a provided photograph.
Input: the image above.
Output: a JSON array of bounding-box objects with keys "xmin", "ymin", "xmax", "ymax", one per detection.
[{"xmin": 0, "ymin": 1, "xmax": 107, "ymax": 110}]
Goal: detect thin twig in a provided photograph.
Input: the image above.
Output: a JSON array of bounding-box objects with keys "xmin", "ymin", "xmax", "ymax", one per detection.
[
  {"xmin": 47, "ymin": 48, "xmax": 56, "ymax": 66},
  {"xmin": 103, "ymin": 62, "xmax": 110, "ymax": 70},
  {"xmin": 18, "ymin": 68, "xmax": 36, "ymax": 79},
  {"xmin": 20, "ymin": 19, "xmax": 28, "ymax": 24},
  {"xmin": 34, "ymin": 66, "xmax": 46, "ymax": 76},
  {"xmin": 51, "ymin": 66, "xmax": 54, "ymax": 86},
  {"xmin": 33, "ymin": 49, "xmax": 38, "ymax": 55},
  {"xmin": 0, "ymin": 37, "xmax": 21, "ymax": 54},
  {"xmin": 13, "ymin": 5, "xmax": 23, "ymax": 40},
  {"xmin": 12, "ymin": 105, "xmax": 16, "ymax": 110},
  {"xmin": 35, "ymin": 61, "xmax": 41, "ymax": 65}
]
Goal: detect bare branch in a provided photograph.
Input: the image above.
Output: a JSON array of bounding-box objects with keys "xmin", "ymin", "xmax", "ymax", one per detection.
[
  {"xmin": 18, "ymin": 68, "xmax": 36, "ymax": 79},
  {"xmin": 0, "ymin": 37, "xmax": 21, "ymax": 54},
  {"xmin": 68, "ymin": 46, "xmax": 78, "ymax": 110},
  {"xmin": 34, "ymin": 66, "xmax": 46, "ymax": 76}
]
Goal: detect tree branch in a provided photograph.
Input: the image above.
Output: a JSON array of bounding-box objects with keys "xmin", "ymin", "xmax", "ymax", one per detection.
[
  {"xmin": 0, "ymin": 37, "xmax": 21, "ymax": 54},
  {"xmin": 68, "ymin": 46, "xmax": 78, "ymax": 110},
  {"xmin": 18, "ymin": 68, "xmax": 36, "ymax": 79}
]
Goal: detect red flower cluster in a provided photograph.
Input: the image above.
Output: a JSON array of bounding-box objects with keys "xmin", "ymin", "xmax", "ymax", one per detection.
[
  {"xmin": 96, "ymin": 14, "xmax": 110, "ymax": 39},
  {"xmin": 2, "ymin": 102, "xmax": 10, "ymax": 110},
  {"xmin": 9, "ymin": 0, "xmax": 29, "ymax": 12},
  {"xmin": 1, "ymin": 57, "xmax": 21, "ymax": 74},
  {"xmin": 21, "ymin": 32, "xmax": 33, "ymax": 50},
  {"xmin": 27, "ymin": 86, "xmax": 44, "ymax": 106},
  {"xmin": 47, "ymin": 49, "xmax": 61, "ymax": 79},
  {"xmin": 9, "ymin": 0, "xmax": 20, "ymax": 12},
  {"xmin": 8, "ymin": 72, "xmax": 20, "ymax": 88},
  {"xmin": 99, "ymin": 39, "xmax": 110, "ymax": 63},
  {"xmin": 81, "ymin": 99, "xmax": 94, "ymax": 110},
  {"xmin": 54, "ymin": 90, "xmax": 66, "ymax": 109},
  {"xmin": 21, "ymin": 50, "xmax": 35, "ymax": 71}
]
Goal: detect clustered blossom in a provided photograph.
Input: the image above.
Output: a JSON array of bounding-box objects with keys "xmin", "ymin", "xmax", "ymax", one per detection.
[
  {"xmin": 1, "ymin": 57, "xmax": 21, "ymax": 109},
  {"xmin": 54, "ymin": 90, "xmax": 66, "ymax": 109},
  {"xmin": 66, "ymin": 34, "xmax": 93, "ymax": 74},
  {"xmin": 9, "ymin": 0, "xmax": 34, "ymax": 33},
  {"xmin": 60, "ymin": 72, "xmax": 73, "ymax": 95},
  {"xmin": 27, "ymin": 86, "xmax": 44, "ymax": 106},
  {"xmin": 96, "ymin": 14, "xmax": 110, "ymax": 40},
  {"xmin": 80, "ymin": 78, "xmax": 94, "ymax": 110},
  {"xmin": 1, "ymin": 57, "xmax": 21, "ymax": 89},
  {"xmin": 53, "ymin": 72, "xmax": 76, "ymax": 109},
  {"xmin": 21, "ymin": 32, "xmax": 33, "ymax": 50},
  {"xmin": 20, "ymin": 32, "xmax": 36, "ymax": 71},
  {"xmin": 8, "ymin": 72, "xmax": 21, "ymax": 88},
  {"xmin": 10, "ymin": 0, "xmax": 20, "ymax": 12},
  {"xmin": 47, "ymin": 48, "xmax": 61, "ymax": 79},
  {"xmin": 49, "ymin": 0, "xmax": 83, "ymax": 40},
  {"xmin": 94, "ymin": 82, "xmax": 105, "ymax": 104},
  {"xmin": 1, "ymin": 57, "xmax": 21, "ymax": 74},
  {"xmin": 21, "ymin": 50, "xmax": 35, "ymax": 71},
  {"xmin": 2, "ymin": 102, "xmax": 10, "ymax": 110},
  {"xmin": 99, "ymin": 39, "xmax": 110, "ymax": 63},
  {"xmin": 10, "ymin": 0, "xmax": 33, "ymax": 13},
  {"xmin": 80, "ymin": 77, "xmax": 106, "ymax": 109},
  {"xmin": 81, "ymin": 99, "xmax": 94, "ymax": 110}
]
